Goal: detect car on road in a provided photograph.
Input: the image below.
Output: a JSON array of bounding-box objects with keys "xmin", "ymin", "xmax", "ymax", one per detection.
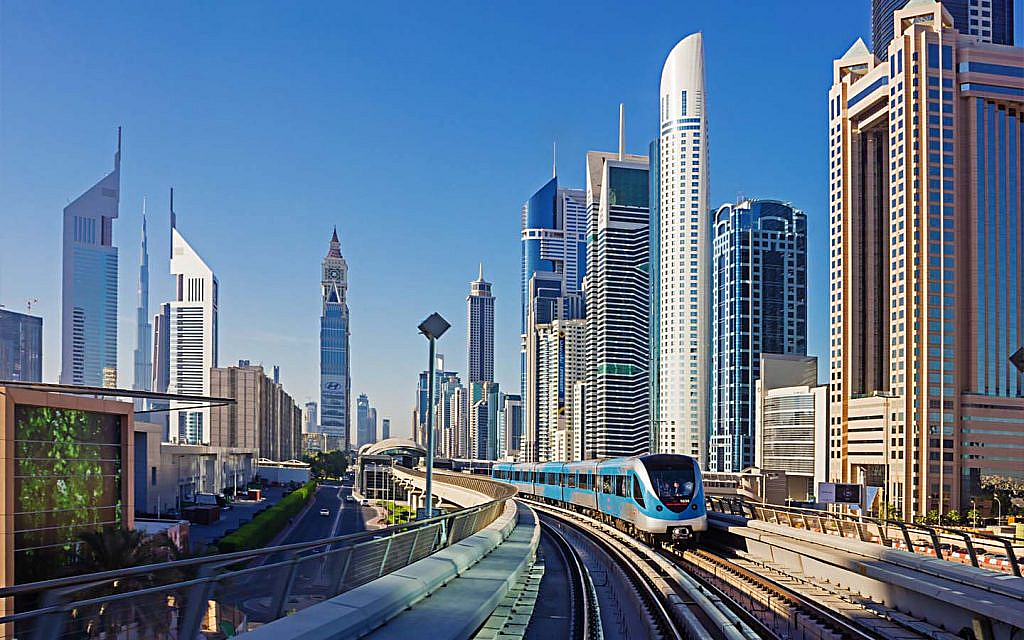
[
  {"xmin": 319, "ymin": 508, "xmax": 330, "ymax": 517},
  {"xmin": 360, "ymin": 499, "xmax": 369, "ymax": 506},
  {"xmin": 345, "ymin": 495, "xmax": 355, "ymax": 503}
]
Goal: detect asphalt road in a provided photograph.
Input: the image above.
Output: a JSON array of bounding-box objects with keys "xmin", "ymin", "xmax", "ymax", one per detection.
[{"xmin": 265, "ymin": 478, "xmax": 374, "ymax": 562}]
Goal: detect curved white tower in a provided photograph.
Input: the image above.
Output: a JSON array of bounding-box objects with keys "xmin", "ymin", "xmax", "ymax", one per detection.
[{"xmin": 653, "ymin": 33, "xmax": 708, "ymax": 461}]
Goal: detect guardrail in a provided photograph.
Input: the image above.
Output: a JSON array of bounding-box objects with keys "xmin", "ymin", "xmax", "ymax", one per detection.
[
  {"xmin": 1, "ymin": 476, "xmax": 517, "ymax": 640},
  {"xmin": 706, "ymin": 496, "xmax": 1022, "ymax": 577}
]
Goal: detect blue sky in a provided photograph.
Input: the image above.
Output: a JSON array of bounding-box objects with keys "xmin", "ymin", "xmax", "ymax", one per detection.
[{"xmin": 2, "ymin": 2, "xmax": 1019, "ymax": 439}]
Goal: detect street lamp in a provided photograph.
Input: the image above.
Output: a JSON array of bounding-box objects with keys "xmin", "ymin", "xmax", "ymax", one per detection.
[
  {"xmin": 418, "ymin": 312, "xmax": 450, "ymax": 519},
  {"xmin": 971, "ymin": 498, "xmax": 977, "ymax": 528},
  {"xmin": 993, "ymin": 495, "xmax": 1002, "ymax": 526}
]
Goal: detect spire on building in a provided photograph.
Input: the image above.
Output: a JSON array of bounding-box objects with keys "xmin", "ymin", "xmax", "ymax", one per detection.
[{"xmin": 327, "ymin": 226, "xmax": 342, "ymax": 258}]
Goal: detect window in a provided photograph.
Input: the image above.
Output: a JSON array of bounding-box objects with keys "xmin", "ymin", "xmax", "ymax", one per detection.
[
  {"xmin": 632, "ymin": 475, "xmax": 646, "ymax": 508},
  {"xmin": 151, "ymin": 466, "xmax": 157, "ymax": 486},
  {"xmin": 601, "ymin": 475, "xmax": 613, "ymax": 494}
]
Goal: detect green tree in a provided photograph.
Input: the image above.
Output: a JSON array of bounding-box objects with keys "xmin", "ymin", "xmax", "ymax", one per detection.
[
  {"xmin": 924, "ymin": 509, "xmax": 941, "ymax": 525},
  {"xmin": 965, "ymin": 508, "xmax": 981, "ymax": 527},
  {"xmin": 943, "ymin": 509, "xmax": 961, "ymax": 525}
]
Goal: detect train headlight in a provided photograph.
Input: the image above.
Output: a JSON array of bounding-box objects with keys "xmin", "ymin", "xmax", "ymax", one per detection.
[
  {"xmin": 691, "ymin": 503, "xmax": 698, "ymax": 510},
  {"xmin": 656, "ymin": 505, "xmax": 663, "ymax": 512}
]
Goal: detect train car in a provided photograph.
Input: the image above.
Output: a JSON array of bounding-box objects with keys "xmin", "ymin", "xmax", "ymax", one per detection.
[{"xmin": 493, "ymin": 454, "xmax": 707, "ymax": 543}]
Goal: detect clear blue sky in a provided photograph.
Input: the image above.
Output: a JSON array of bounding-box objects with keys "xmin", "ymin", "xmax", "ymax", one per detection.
[{"xmin": 2, "ymin": 2, "xmax": 1020, "ymax": 439}]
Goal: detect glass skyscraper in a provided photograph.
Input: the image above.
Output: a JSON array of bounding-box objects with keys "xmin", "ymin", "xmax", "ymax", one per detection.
[
  {"xmin": 60, "ymin": 130, "xmax": 120, "ymax": 387},
  {"xmin": 320, "ymin": 228, "xmax": 351, "ymax": 451},
  {"xmin": 584, "ymin": 142, "xmax": 651, "ymax": 459},
  {"xmin": 467, "ymin": 264, "xmax": 494, "ymax": 384},
  {"xmin": 709, "ymin": 199, "xmax": 807, "ymax": 472},
  {"xmin": 0, "ymin": 310, "xmax": 42, "ymax": 382}
]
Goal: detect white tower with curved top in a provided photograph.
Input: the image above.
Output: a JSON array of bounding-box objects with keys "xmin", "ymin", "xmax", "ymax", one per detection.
[{"xmin": 652, "ymin": 33, "xmax": 709, "ymax": 461}]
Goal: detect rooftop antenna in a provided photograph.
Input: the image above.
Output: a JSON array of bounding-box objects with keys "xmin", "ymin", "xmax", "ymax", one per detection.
[
  {"xmin": 618, "ymin": 103, "xmax": 625, "ymax": 161},
  {"xmin": 115, "ymin": 126, "xmax": 122, "ymax": 170},
  {"xmin": 169, "ymin": 187, "xmax": 176, "ymax": 259},
  {"xmin": 552, "ymin": 141, "xmax": 557, "ymax": 179}
]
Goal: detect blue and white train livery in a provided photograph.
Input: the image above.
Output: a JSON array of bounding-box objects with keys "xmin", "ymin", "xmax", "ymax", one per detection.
[{"xmin": 492, "ymin": 454, "xmax": 707, "ymax": 543}]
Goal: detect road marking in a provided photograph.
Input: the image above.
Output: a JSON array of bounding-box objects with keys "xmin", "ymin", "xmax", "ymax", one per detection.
[{"xmin": 331, "ymin": 484, "xmax": 344, "ymax": 536}]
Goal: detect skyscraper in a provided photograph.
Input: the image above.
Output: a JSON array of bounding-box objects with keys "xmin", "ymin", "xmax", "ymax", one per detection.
[
  {"xmin": 500, "ymin": 394, "xmax": 523, "ymax": 460},
  {"xmin": 0, "ymin": 310, "xmax": 42, "ymax": 382},
  {"xmin": 60, "ymin": 130, "xmax": 120, "ymax": 387},
  {"xmin": 521, "ymin": 173, "xmax": 587, "ymax": 462},
  {"xmin": 469, "ymin": 380, "xmax": 501, "ymax": 460},
  {"xmin": 530, "ymin": 318, "xmax": 586, "ymax": 461},
  {"xmin": 381, "ymin": 417, "xmax": 391, "ymax": 440},
  {"xmin": 652, "ymin": 33, "xmax": 710, "ymax": 461},
  {"xmin": 872, "ymin": 0, "xmax": 1014, "ymax": 60},
  {"xmin": 133, "ymin": 206, "xmax": 152, "ymax": 411},
  {"xmin": 414, "ymin": 353, "xmax": 458, "ymax": 447},
  {"xmin": 584, "ymin": 107, "xmax": 651, "ymax": 459},
  {"xmin": 157, "ymin": 191, "xmax": 219, "ymax": 444},
  {"xmin": 710, "ymin": 199, "xmax": 807, "ymax": 472},
  {"xmin": 829, "ymin": 0, "xmax": 1023, "ymax": 516},
  {"xmin": 303, "ymin": 401, "xmax": 318, "ymax": 433},
  {"xmin": 210, "ymin": 362, "xmax": 303, "ymax": 461},
  {"xmin": 467, "ymin": 264, "xmax": 494, "ymax": 384},
  {"xmin": 320, "ymin": 229, "xmax": 351, "ymax": 450},
  {"xmin": 356, "ymin": 393, "xmax": 370, "ymax": 448}
]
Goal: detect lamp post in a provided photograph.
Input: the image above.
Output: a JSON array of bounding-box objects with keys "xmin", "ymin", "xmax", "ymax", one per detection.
[
  {"xmin": 994, "ymin": 495, "xmax": 1002, "ymax": 526},
  {"xmin": 971, "ymin": 498, "xmax": 977, "ymax": 528},
  {"xmin": 418, "ymin": 312, "xmax": 450, "ymax": 519}
]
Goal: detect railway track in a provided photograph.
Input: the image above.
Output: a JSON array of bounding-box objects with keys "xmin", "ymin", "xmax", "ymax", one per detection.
[
  {"xmin": 537, "ymin": 518, "xmax": 602, "ymax": 640},
  {"xmin": 664, "ymin": 545, "xmax": 961, "ymax": 640},
  {"xmin": 527, "ymin": 500, "xmax": 757, "ymax": 640}
]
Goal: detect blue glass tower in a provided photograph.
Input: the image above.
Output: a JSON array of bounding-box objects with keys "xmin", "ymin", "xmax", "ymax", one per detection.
[
  {"xmin": 320, "ymin": 228, "xmax": 351, "ymax": 451},
  {"xmin": 710, "ymin": 199, "xmax": 807, "ymax": 472}
]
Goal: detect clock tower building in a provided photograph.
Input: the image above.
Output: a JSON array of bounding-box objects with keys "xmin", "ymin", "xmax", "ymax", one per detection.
[{"xmin": 320, "ymin": 228, "xmax": 351, "ymax": 451}]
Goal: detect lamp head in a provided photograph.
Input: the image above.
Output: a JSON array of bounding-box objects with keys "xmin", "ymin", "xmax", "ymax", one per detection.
[{"xmin": 418, "ymin": 312, "xmax": 451, "ymax": 340}]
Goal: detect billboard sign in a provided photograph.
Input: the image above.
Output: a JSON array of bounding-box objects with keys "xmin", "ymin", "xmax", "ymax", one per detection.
[{"xmin": 818, "ymin": 482, "xmax": 863, "ymax": 505}]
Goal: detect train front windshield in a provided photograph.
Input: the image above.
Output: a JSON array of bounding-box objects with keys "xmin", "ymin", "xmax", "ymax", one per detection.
[{"xmin": 642, "ymin": 456, "xmax": 696, "ymax": 512}]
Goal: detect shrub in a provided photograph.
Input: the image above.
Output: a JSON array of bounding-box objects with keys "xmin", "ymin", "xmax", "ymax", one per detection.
[{"xmin": 217, "ymin": 480, "xmax": 316, "ymax": 553}]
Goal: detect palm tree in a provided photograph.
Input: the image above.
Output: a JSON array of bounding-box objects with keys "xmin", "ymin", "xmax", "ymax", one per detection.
[{"xmin": 75, "ymin": 526, "xmax": 154, "ymax": 573}]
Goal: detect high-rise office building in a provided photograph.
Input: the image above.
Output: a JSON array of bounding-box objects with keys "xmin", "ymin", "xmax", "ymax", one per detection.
[
  {"xmin": 155, "ymin": 192, "xmax": 219, "ymax": 444},
  {"xmin": 133, "ymin": 208, "xmax": 152, "ymax": 411},
  {"xmin": 521, "ymin": 174, "xmax": 587, "ymax": 462},
  {"xmin": 500, "ymin": 394, "xmax": 523, "ymax": 460},
  {"xmin": 210, "ymin": 362, "xmax": 303, "ymax": 461},
  {"xmin": 0, "ymin": 310, "xmax": 42, "ymax": 382},
  {"xmin": 467, "ymin": 264, "xmax": 494, "ymax": 385},
  {"xmin": 414, "ymin": 353, "xmax": 458, "ymax": 446},
  {"xmin": 872, "ymin": 0, "xmax": 1014, "ymax": 60},
  {"xmin": 529, "ymin": 318, "xmax": 586, "ymax": 461},
  {"xmin": 710, "ymin": 199, "xmax": 807, "ymax": 472},
  {"xmin": 469, "ymin": 380, "xmax": 501, "ymax": 460},
  {"xmin": 368, "ymin": 407, "xmax": 377, "ymax": 445},
  {"xmin": 381, "ymin": 417, "xmax": 391, "ymax": 440},
  {"xmin": 303, "ymin": 401, "xmax": 318, "ymax": 433},
  {"xmin": 829, "ymin": 0, "xmax": 1023, "ymax": 516},
  {"xmin": 436, "ymin": 373, "xmax": 465, "ymax": 458},
  {"xmin": 320, "ymin": 228, "xmax": 351, "ymax": 450},
  {"xmin": 651, "ymin": 33, "xmax": 710, "ymax": 460},
  {"xmin": 356, "ymin": 393, "xmax": 370, "ymax": 448},
  {"xmin": 584, "ymin": 108, "xmax": 652, "ymax": 459},
  {"xmin": 61, "ymin": 130, "xmax": 120, "ymax": 387}
]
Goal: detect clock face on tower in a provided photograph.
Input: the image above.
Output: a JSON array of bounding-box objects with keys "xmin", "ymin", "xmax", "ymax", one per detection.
[{"xmin": 327, "ymin": 268, "xmax": 340, "ymax": 280}]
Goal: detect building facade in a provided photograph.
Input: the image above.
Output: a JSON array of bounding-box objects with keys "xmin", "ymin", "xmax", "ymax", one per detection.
[
  {"xmin": 356, "ymin": 393, "xmax": 370, "ymax": 448},
  {"xmin": 754, "ymin": 355, "xmax": 827, "ymax": 502},
  {"xmin": 132, "ymin": 211, "xmax": 152, "ymax": 411},
  {"xmin": 414, "ymin": 353, "xmax": 458, "ymax": 447},
  {"xmin": 60, "ymin": 131, "xmax": 120, "ymax": 387},
  {"xmin": 584, "ymin": 135, "xmax": 651, "ymax": 459},
  {"xmin": 467, "ymin": 264, "xmax": 494, "ymax": 384},
  {"xmin": 303, "ymin": 400, "xmax": 317, "ymax": 433},
  {"xmin": 530, "ymin": 318, "xmax": 586, "ymax": 461},
  {"xmin": 469, "ymin": 381, "xmax": 501, "ymax": 460},
  {"xmin": 872, "ymin": 0, "xmax": 1014, "ymax": 60},
  {"xmin": 651, "ymin": 34, "xmax": 710, "ymax": 460},
  {"xmin": 209, "ymin": 362, "xmax": 302, "ymax": 461},
  {"xmin": 521, "ymin": 176, "xmax": 587, "ymax": 461},
  {"xmin": 828, "ymin": 0, "xmax": 1023, "ymax": 516},
  {"xmin": 320, "ymin": 229, "xmax": 351, "ymax": 450},
  {"xmin": 151, "ymin": 195, "xmax": 218, "ymax": 445},
  {"xmin": 500, "ymin": 393, "xmax": 523, "ymax": 460},
  {"xmin": 381, "ymin": 417, "xmax": 390, "ymax": 440},
  {"xmin": 710, "ymin": 199, "xmax": 807, "ymax": 472},
  {"xmin": 0, "ymin": 310, "xmax": 42, "ymax": 382}
]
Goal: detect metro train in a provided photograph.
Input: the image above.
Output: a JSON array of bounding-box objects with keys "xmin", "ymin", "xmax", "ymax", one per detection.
[{"xmin": 492, "ymin": 454, "xmax": 707, "ymax": 543}]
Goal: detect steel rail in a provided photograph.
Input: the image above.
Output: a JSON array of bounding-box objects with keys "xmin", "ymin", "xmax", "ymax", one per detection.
[{"xmin": 538, "ymin": 519, "xmax": 600, "ymax": 640}]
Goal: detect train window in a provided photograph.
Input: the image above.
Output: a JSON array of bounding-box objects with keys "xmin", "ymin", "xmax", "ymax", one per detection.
[
  {"xmin": 615, "ymin": 475, "xmax": 627, "ymax": 497},
  {"xmin": 601, "ymin": 475, "xmax": 612, "ymax": 494},
  {"xmin": 632, "ymin": 475, "xmax": 646, "ymax": 508},
  {"xmin": 567, "ymin": 472, "xmax": 576, "ymax": 488}
]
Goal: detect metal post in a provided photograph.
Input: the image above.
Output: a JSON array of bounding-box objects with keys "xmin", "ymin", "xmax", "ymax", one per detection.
[{"xmin": 424, "ymin": 336, "xmax": 436, "ymax": 519}]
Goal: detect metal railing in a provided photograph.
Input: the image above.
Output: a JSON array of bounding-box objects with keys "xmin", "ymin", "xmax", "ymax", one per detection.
[
  {"xmin": 1, "ymin": 476, "xmax": 517, "ymax": 640},
  {"xmin": 706, "ymin": 497, "xmax": 1022, "ymax": 578}
]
